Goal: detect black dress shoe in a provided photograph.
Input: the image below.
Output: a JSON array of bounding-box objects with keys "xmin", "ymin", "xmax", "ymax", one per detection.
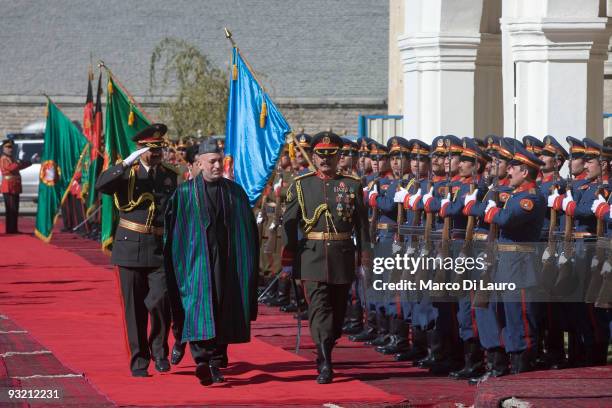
[
  {"xmin": 195, "ymin": 363, "xmax": 213, "ymax": 385},
  {"xmin": 210, "ymin": 365, "xmax": 225, "ymax": 383},
  {"xmin": 171, "ymin": 343, "xmax": 186, "ymax": 365},
  {"xmin": 131, "ymin": 368, "xmax": 149, "ymax": 377},
  {"xmin": 280, "ymin": 303, "xmax": 298, "ymax": 313},
  {"xmin": 316, "ymin": 365, "xmax": 333, "ymax": 384},
  {"xmin": 154, "ymin": 358, "xmax": 171, "ymax": 372}
]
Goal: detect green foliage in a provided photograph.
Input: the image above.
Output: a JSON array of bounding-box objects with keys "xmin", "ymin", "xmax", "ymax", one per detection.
[{"xmin": 149, "ymin": 37, "xmax": 228, "ymax": 139}]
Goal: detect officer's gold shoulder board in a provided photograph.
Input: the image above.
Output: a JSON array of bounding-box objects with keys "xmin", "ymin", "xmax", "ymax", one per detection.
[
  {"xmin": 519, "ymin": 198, "xmax": 534, "ymax": 211},
  {"xmin": 344, "ymin": 174, "xmax": 361, "ymax": 181},
  {"xmin": 500, "ymin": 192, "xmax": 510, "ymax": 203},
  {"xmin": 294, "ymin": 171, "xmax": 315, "ymax": 181},
  {"xmin": 162, "ymin": 162, "xmax": 181, "ymax": 175}
]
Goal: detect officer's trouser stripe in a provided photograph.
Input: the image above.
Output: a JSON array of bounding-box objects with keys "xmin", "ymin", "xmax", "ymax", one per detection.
[
  {"xmin": 114, "ymin": 267, "xmax": 132, "ymax": 360},
  {"xmin": 520, "ymin": 289, "xmax": 532, "ymax": 350}
]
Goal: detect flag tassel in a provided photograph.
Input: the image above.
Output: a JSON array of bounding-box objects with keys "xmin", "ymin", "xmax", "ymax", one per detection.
[{"xmin": 259, "ymin": 100, "xmax": 267, "ymax": 128}]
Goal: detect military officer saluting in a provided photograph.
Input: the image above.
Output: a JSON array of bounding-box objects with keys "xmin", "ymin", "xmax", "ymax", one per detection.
[
  {"xmin": 282, "ymin": 131, "xmax": 371, "ymax": 384},
  {"xmin": 96, "ymin": 123, "xmax": 181, "ymax": 377}
]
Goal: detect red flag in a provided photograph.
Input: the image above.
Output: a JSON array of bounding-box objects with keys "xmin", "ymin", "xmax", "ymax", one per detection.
[
  {"xmin": 83, "ymin": 67, "xmax": 94, "ymax": 151},
  {"xmin": 92, "ymin": 72, "xmax": 103, "ymax": 160}
]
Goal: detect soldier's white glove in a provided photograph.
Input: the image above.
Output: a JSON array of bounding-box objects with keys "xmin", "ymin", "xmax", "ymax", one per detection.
[
  {"xmin": 485, "ymin": 200, "xmax": 497, "ymax": 213},
  {"xmin": 268, "ymin": 222, "xmax": 276, "ymax": 231},
  {"xmin": 256, "ymin": 212, "xmax": 264, "ymax": 225},
  {"xmin": 18, "ymin": 150, "xmax": 25, "ymax": 160},
  {"xmin": 542, "ymin": 247, "xmax": 552, "ymax": 262},
  {"xmin": 368, "ymin": 184, "xmax": 378, "ymax": 200},
  {"xmin": 273, "ymin": 177, "xmax": 282, "ymax": 194},
  {"xmin": 547, "ymin": 188, "xmax": 560, "ymax": 208},
  {"xmin": 123, "ymin": 147, "xmax": 150, "ymax": 167},
  {"xmin": 421, "ymin": 187, "xmax": 433, "ymax": 205},
  {"xmin": 601, "ymin": 260, "xmax": 612, "ymax": 276},
  {"xmin": 464, "ymin": 188, "xmax": 478, "ymax": 206},
  {"xmin": 394, "ymin": 188, "xmax": 409, "ymax": 203},
  {"xmin": 591, "ymin": 194, "xmax": 606, "ymax": 214},
  {"xmin": 591, "ymin": 256, "xmax": 600, "ymax": 269},
  {"xmin": 488, "ymin": 183, "xmax": 494, "ymax": 190},
  {"xmin": 440, "ymin": 192, "xmax": 451, "ymax": 208},
  {"xmin": 408, "ymin": 188, "xmax": 422, "ymax": 208},
  {"xmin": 562, "ymin": 190, "xmax": 573, "ymax": 211},
  {"xmin": 282, "ymin": 266, "xmax": 293, "ymax": 277}
]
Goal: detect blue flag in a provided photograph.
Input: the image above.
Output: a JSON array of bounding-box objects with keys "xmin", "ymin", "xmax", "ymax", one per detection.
[{"xmin": 224, "ymin": 47, "xmax": 291, "ymax": 206}]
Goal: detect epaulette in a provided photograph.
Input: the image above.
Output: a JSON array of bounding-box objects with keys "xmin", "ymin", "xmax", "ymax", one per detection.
[
  {"xmin": 162, "ymin": 162, "xmax": 181, "ymax": 175},
  {"xmin": 343, "ymin": 174, "xmax": 361, "ymax": 181},
  {"xmin": 294, "ymin": 171, "xmax": 315, "ymax": 181}
]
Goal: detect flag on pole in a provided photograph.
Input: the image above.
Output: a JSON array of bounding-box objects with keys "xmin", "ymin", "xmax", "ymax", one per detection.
[
  {"xmin": 80, "ymin": 67, "xmax": 95, "ymax": 203},
  {"xmin": 85, "ymin": 71, "xmax": 105, "ymax": 216},
  {"xmin": 100, "ymin": 74, "xmax": 151, "ymax": 251},
  {"xmin": 34, "ymin": 100, "xmax": 89, "ymax": 242},
  {"xmin": 224, "ymin": 47, "xmax": 291, "ymax": 206}
]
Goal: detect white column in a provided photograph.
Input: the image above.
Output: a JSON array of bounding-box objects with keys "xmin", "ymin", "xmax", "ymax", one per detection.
[
  {"xmin": 501, "ymin": 0, "xmax": 611, "ymax": 141},
  {"xmin": 398, "ymin": 0, "xmax": 503, "ymax": 144}
]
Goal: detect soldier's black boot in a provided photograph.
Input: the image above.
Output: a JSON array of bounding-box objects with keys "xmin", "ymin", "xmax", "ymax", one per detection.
[
  {"xmin": 449, "ymin": 338, "xmax": 485, "ymax": 379},
  {"xmin": 171, "ymin": 342, "xmax": 186, "ymax": 365},
  {"xmin": 510, "ymin": 349, "xmax": 535, "ymax": 374},
  {"xmin": 267, "ymin": 277, "xmax": 291, "ymax": 307},
  {"xmin": 468, "ymin": 347, "xmax": 509, "ymax": 385},
  {"xmin": 378, "ymin": 318, "xmax": 410, "ymax": 355},
  {"xmin": 365, "ymin": 312, "xmax": 390, "ymax": 347},
  {"xmin": 348, "ymin": 310, "xmax": 377, "ymax": 342},
  {"xmin": 343, "ymin": 301, "xmax": 364, "ymax": 335},
  {"xmin": 416, "ymin": 329, "xmax": 444, "ymax": 368},
  {"xmin": 395, "ymin": 325, "xmax": 428, "ymax": 361},
  {"xmin": 316, "ymin": 341, "xmax": 334, "ymax": 384}
]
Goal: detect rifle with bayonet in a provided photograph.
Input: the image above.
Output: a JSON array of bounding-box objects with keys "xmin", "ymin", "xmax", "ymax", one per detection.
[
  {"xmin": 586, "ymin": 159, "xmax": 607, "ymax": 303},
  {"xmin": 431, "ymin": 138, "xmax": 452, "ymax": 298},
  {"xmin": 264, "ymin": 171, "xmax": 283, "ymax": 255},
  {"xmin": 541, "ymin": 152, "xmax": 561, "ymax": 292}
]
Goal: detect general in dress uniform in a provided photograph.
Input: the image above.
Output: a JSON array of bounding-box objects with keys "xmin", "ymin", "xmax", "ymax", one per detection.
[
  {"xmin": 95, "ymin": 123, "xmax": 180, "ymax": 377},
  {"xmin": 282, "ymin": 131, "xmax": 371, "ymax": 384}
]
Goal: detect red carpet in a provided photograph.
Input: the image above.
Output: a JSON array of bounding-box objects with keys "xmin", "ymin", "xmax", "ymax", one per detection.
[{"xmin": 0, "ymin": 225, "xmax": 404, "ymax": 406}]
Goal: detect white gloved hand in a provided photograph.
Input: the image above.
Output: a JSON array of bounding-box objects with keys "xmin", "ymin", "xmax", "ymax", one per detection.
[
  {"xmin": 123, "ymin": 147, "xmax": 150, "ymax": 166},
  {"xmin": 440, "ymin": 192, "xmax": 451, "ymax": 208},
  {"xmin": 268, "ymin": 222, "xmax": 276, "ymax": 231},
  {"xmin": 282, "ymin": 266, "xmax": 293, "ymax": 277},
  {"xmin": 464, "ymin": 188, "xmax": 478, "ymax": 206},
  {"xmin": 256, "ymin": 212, "xmax": 264, "ymax": 225},
  {"xmin": 591, "ymin": 194, "xmax": 606, "ymax": 214},
  {"xmin": 562, "ymin": 190, "xmax": 573, "ymax": 211},
  {"xmin": 485, "ymin": 199, "xmax": 497, "ymax": 213},
  {"xmin": 394, "ymin": 188, "xmax": 409, "ymax": 203},
  {"xmin": 601, "ymin": 260, "xmax": 612, "ymax": 276},
  {"xmin": 488, "ymin": 183, "xmax": 494, "ymax": 190},
  {"xmin": 18, "ymin": 149, "xmax": 25, "ymax": 160},
  {"xmin": 368, "ymin": 184, "xmax": 378, "ymax": 200},
  {"xmin": 547, "ymin": 188, "xmax": 560, "ymax": 208},
  {"xmin": 421, "ymin": 187, "xmax": 433, "ymax": 205},
  {"xmin": 542, "ymin": 247, "xmax": 552, "ymax": 262},
  {"xmin": 408, "ymin": 188, "xmax": 422, "ymax": 208}
]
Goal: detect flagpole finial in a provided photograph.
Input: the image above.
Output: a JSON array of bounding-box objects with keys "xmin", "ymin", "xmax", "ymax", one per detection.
[
  {"xmin": 224, "ymin": 27, "xmax": 237, "ymax": 48},
  {"xmin": 97, "ymin": 60, "xmax": 106, "ymax": 69}
]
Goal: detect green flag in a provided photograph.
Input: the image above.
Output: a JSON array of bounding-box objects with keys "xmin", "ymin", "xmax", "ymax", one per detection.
[
  {"xmin": 35, "ymin": 100, "xmax": 89, "ymax": 242},
  {"xmin": 100, "ymin": 75, "xmax": 151, "ymax": 251}
]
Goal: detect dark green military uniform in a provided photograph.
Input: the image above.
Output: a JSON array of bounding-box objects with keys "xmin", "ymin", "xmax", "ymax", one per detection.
[
  {"xmin": 95, "ymin": 123, "xmax": 181, "ymax": 376},
  {"xmin": 281, "ymin": 131, "xmax": 371, "ymax": 383}
]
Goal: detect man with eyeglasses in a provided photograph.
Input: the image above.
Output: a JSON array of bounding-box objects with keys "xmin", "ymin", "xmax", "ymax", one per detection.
[{"xmin": 281, "ymin": 131, "xmax": 372, "ymax": 384}]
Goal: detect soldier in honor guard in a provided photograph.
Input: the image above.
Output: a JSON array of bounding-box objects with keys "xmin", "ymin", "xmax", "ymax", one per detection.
[
  {"xmin": 338, "ymin": 138, "xmax": 359, "ymax": 177},
  {"xmin": 1, "ymin": 139, "xmax": 31, "ymax": 234},
  {"xmin": 357, "ymin": 137, "xmax": 374, "ymax": 178},
  {"xmin": 281, "ymin": 131, "xmax": 371, "ymax": 384},
  {"xmin": 292, "ymin": 132, "xmax": 313, "ymax": 175},
  {"xmin": 95, "ymin": 123, "xmax": 181, "ymax": 377}
]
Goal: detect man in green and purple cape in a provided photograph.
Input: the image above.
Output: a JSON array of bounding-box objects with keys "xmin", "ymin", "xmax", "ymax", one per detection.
[{"xmin": 164, "ymin": 138, "xmax": 259, "ymax": 386}]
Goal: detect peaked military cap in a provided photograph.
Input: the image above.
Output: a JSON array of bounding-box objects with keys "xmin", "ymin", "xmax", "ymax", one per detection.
[
  {"xmin": 368, "ymin": 140, "xmax": 388, "ymax": 157},
  {"xmin": 387, "ymin": 136, "xmax": 411, "ymax": 155},
  {"xmin": 522, "ymin": 135, "xmax": 544, "ymax": 155},
  {"xmin": 431, "ymin": 136, "xmax": 446, "ymax": 156},
  {"xmin": 132, "ymin": 123, "xmax": 168, "ymax": 148},
  {"xmin": 486, "ymin": 135, "xmax": 513, "ymax": 161},
  {"xmin": 460, "ymin": 137, "xmax": 490, "ymax": 164},
  {"xmin": 603, "ymin": 136, "xmax": 612, "ymax": 148},
  {"xmin": 340, "ymin": 137, "xmax": 359, "ymax": 156},
  {"xmin": 508, "ymin": 139, "xmax": 545, "ymax": 170},
  {"xmin": 542, "ymin": 135, "xmax": 568, "ymax": 160},
  {"xmin": 357, "ymin": 137, "xmax": 374, "ymax": 157},
  {"xmin": 582, "ymin": 138, "xmax": 603, "ymax": 160},
  {"xmin": 409, "ymin": 139, "xmax": 430, "ymax": 158},
  {"xmin": 566, "ymin": 136, "xmax": 586, "ymax": 158},
  {"xmin": 295, "ymin": 132, "xmax": 312, "ymax": 149},
  {"xmin": 312, "ymin": 131, "xmax": 343, "ymax": 154},
  {"xmin": 444, "ymin": 135, "xmax": 463, "ymax": 155}
]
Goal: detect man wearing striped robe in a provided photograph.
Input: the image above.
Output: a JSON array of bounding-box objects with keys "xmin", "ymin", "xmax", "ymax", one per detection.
[{"xmin": 164, "ymin": 139, "xmax": 259, "ymax": 386}]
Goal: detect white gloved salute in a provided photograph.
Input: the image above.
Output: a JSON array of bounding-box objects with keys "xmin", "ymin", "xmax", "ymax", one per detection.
[
  {"xmin": 547, "ymin": 188, "xmax": 560, "ymax": 208},
  {"xmin": 485, "ymin": 199, "xmax": 497, "ymax": 213},
  {"xmin": 440, "ymin": 192, "xmax": 451, "ymax": 208},
  {"xmin": 464, "ymin": 188, "xmax": 478, "ymax": 206},
  {"xmin": 368, "ymin": 184, "xmax": 378, "ymax": 200},
  {"xmin": 408, "ymin": 188, "xmax": 422, "ymax": 208},
  {"xmin": 256, "ymin": 212, "xmax": 264, "ymax": 225},
  {"xmin": 561, "ymin": 190, "xmax": 574, "ymax": 211},
  {"xmin": 123, "ymin": 147, "xmax": 150, "ymax": 167},
  {"xmin": 394, "ymin": 188, "xmax": 409, "ymax": 203},
  {"xmin": 591, "ymin": 194, "xmax": 606, "ymax": 214},
  {"xmin": 421, "ymin": 187, "xmax": 433, "ymax": 205}
]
